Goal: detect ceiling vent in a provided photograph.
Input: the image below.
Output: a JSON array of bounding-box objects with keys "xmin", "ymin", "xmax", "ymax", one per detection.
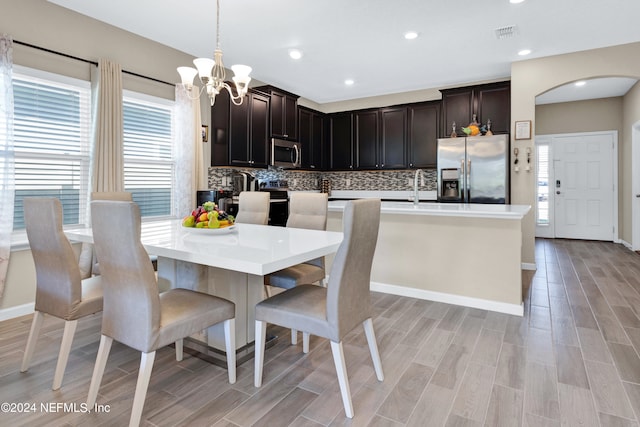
[{"xmin": 494, "ymin": 25, "xmax": 518, "ymax": 40}]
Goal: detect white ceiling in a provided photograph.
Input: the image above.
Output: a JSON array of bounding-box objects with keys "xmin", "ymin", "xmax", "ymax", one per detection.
[{"xmin": 48, "ymin": 0, "xmax": 640, "ymax": 105}]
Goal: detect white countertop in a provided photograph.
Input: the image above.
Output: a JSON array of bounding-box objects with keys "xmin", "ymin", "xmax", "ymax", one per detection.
[
  {"xmin": 328, "ymin": 190, "xmax": 437, "ymax": 201},
  {"xmin": 65, "ymin": 220, "xmax": 343, "ymax": 276},
  {"xmin": 328, "ymin": 200, "xmax": 531, "ymax": 219}
]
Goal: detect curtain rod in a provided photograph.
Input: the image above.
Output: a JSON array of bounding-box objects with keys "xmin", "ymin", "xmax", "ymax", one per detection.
[{"xmin": 14, "ymin": 39, "xmax": 175, "ymax": 87}]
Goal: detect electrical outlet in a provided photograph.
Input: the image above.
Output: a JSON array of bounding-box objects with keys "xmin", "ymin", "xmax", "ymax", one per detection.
[
  {"xmin": 408, "ymin": 178, "xmax": 412, "ymax": 186},
  {"xmin": 421, "ymin": 175, "xmax": 425, "ymax": 186},
  {"xmin": 345, "ymin": 178, "xmax": 351, "ymax": 187},
  {"xmin": 293, "ymin": 179, "xmax": 298, "ymax": 186}
]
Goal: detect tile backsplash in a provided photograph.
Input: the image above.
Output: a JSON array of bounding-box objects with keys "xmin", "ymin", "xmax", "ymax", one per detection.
[{"xmin": 208, "ymin": 167, "xmax": 437, "ymax": 192}]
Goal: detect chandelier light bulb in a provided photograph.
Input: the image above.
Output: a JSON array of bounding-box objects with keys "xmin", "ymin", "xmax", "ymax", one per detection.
[{"xmin": 177, "ymin": 67, "xmax": 198, "ymax": 87}]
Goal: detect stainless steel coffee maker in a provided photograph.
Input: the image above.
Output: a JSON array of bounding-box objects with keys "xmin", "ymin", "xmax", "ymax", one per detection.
[{"xmin": 232, "ymin": 172, "xmax": 257, "ymax": 200}]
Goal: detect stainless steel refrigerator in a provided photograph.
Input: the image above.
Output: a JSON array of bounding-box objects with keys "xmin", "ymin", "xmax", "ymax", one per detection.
[{"xmin": 437, "ymin": 134, "xmax": 509, "ymax": 204}]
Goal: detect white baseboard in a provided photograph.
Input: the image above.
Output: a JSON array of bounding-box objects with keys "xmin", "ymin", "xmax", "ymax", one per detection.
[
  {"xmin": 521, "ymin": 263, "xmax": 537, "ymax": 271},
  {"xmin": 370, "ymin": 281, "xmax": 524, "ymax": 317},
  {"xmin": 620, "ymin": 239, "xmax": 633, "ymax": 250},
  {"xmin": 0, "ymin": 303, "xmax": 34, "ymax": 322}
]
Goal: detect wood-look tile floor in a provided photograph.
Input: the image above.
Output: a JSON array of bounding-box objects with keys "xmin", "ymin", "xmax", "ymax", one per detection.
[{"xmin": 2, "ymin": 238, "xmax": 640, "ymax": 426}]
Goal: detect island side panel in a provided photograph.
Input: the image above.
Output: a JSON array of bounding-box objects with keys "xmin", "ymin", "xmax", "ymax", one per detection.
[{"xmin": 327, "ymin": 211, "xmax": 523, "ymax": 311}]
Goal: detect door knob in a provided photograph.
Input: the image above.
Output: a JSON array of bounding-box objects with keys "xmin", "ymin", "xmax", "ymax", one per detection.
[
  {"xmin": 556, "ymin": 191, "xmax": 561, "ymax": 195},
  {"xmin": 637, "ymin": 194, "xmax": 640, "ymax": 198}
]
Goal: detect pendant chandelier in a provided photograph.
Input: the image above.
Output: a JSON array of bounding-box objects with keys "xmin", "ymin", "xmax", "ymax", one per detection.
[{"xmin": 177, "ymin": 0, "xmax": 252, "ymax": 106}]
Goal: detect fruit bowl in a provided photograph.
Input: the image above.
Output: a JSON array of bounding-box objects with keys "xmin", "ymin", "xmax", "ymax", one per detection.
[
  {"xmin": 183, "ymin": 224, "xmax": 237, "ymax": 234},
  {"xmin": 181, "ymin": 201, "xmax": 236, "ymax": 232}
]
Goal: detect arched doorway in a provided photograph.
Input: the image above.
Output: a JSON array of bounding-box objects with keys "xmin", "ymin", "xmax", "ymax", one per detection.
[{"xmin": 533, "ymin": 77, "xmax": 637, "ymax": 243}]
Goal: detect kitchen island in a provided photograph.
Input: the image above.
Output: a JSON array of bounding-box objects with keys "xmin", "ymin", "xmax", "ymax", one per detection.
[{"xmin": 326, "ymin": 200, "xmax": 531, "ymax": 316}]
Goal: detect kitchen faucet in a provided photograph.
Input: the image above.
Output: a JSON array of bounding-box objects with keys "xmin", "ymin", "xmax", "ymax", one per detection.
[{"xmin": 413, "ymin": 169, "xmax": 425, "ymax": 206}]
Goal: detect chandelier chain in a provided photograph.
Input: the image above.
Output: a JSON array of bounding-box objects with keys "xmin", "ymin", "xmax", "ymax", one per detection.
[{"xmin": 216, "ymin": 0, "xmax": 221, "ymax": 50}]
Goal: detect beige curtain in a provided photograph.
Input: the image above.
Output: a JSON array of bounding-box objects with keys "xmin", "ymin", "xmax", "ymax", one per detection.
[
  {"xmin": 174, "ymin": 84, "xmax": 205, "ymax": 217},
  {"xmin": 79, "ymin": 59, "xmax": 123, "ymax": 278},
  {"xmin": 90, "ymin": 58, "xmax": 124, "ymax": 193}
]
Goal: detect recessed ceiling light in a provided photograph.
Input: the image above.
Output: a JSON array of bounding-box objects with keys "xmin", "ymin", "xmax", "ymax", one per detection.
[
  {"xmin": 510, "ymin": 0, "xmax": 525, "ymax": 4},
  {"xmin": 344, "ymin": 79, "xmax": 354, "ymax": 86},
  {"xmin": 289, "ymin": 49, "xmax": 303, "ymax": 60},
  {"xmin": 518, "ymin": 49, "xmax": 531, "ymax": 56},
  {"xmin": 575, "ymin": 81, "xmax": 587, "ymax": 87},
  {"xmin": 404, "ymin": 31, "xmax": 418, "ymax": 40}
]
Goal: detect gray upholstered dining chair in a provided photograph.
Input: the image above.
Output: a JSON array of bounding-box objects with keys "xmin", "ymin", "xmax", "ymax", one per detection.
[
  {"xmin": 234, "ymin": 191, "xmax": 270, "ymax": 225},
  {"xmin": 20, "ymin": 197, "xmax": 103, "ymax": 390},
  {"xmin": 87, "ymin": 191, "xmax": 158, "ymax": 273},
  {"xmin": 254, "ymin": 198, "xmax": 384, "ymax": 419},
  {"xmin": 86, "ymin": 200, "xmax": 236, "ymax": 427},
  {"xmin": 265, "ymin": 192, "xmax": 328, "ymax": 351}
]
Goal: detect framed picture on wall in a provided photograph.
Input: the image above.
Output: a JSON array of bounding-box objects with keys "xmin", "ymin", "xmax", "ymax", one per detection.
[
  {"xmin": 202, "ymin": 125, "xmax": 209, "ymax": 143},
  {"xmin": 515, "ymin": 120, "xmax": 531, "ymax": 140}
]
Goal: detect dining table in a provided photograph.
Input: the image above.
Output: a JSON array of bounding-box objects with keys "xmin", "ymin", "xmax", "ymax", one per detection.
[{"xmin": 65, "ymin": 219, "xmax": 343, "ymax": 363}]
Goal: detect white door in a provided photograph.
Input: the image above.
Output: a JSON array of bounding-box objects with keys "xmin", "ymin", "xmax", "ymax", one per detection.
[
  {"xmin": 553, "ymin": 132, "xmax": 615, "ymax": 241},
  {"xmin": 633, "ymin": 122, "xmax": 640, "ymax": 250}
]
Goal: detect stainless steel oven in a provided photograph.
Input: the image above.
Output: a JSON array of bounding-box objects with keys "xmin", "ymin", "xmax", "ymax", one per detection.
[
  {"xmin": 270, "ymin": 138, "xmax": 301, "ymax": 169},
  {"xmin": 259, "ymin": 180, "xmax": 289, "ymax": 226}
]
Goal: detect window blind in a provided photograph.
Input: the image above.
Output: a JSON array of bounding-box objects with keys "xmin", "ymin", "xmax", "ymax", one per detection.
[
  {"xmin": 12, "ymin": 72, "xmax": 91, "ymax": 229},
  {"xmin": 123, "ymin": 96, "xmax": 174, "ymax": 218}
]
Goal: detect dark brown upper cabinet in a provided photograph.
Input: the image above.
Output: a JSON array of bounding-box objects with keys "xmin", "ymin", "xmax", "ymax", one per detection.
[
  {"xmin": 354, "ymin": 107, "xmax": 407, "ymax": 170},
  {"xmin": 255, "ymin": 86, "xmax": 299, "ymax": 140},
  {"xmin": 228, "ymin": 91, "xmax": 270, "ymax": 167},
  {"xmin": 210, "ymin": 88, "xmax": 270, "ymax": 167},
  {"xmin": 210, "ymin": 89, "xmax": 230, "ymax": 166},
  {"xmin": 379, "ymin": 107, "xmax": 408, "ymax": 169},
  {"xmin": 298, "ymin": 106, "xmax": 325, "ymax": 170},
  {"xmin": 354, "ymin": 110, "xmax": 380, "ymax": 170},
  {"xmin": 476, "ymin": 83, "xmax": 511, "ymax": 135},
  {"xmin": 328, "ymin": 112, "xmax": 354, "ymax": 170},
  {"xmin": 440, "ymin": 81, "xmax": 510, "ymax": 137},
  {"xmin": 408, "ymin": 101, "xmax": 440, "ymax": 168}
]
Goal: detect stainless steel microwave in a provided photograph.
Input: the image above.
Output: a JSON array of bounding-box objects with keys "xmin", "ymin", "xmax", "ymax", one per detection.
[{"xmin": 270, "ymin": 138, "xmax": 301, "ymax": 169}]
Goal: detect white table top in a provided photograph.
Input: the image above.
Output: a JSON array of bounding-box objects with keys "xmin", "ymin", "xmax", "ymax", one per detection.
[
  {"xmin": 328, "ymin": 200, "xmax": 531, "ymax": 220},
  {"xmin": 65, "ymin": 220, "xmax": 343, "ymax": 276}
]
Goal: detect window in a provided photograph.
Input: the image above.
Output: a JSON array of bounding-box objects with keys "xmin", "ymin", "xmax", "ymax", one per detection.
[
  {"xmin": 123, "ymin": 92, "xmax": 174, "ymax": 218},
  {"xmin": 536, "ymin": 143, "xmax": 550, "ymax": 225},
  {"xmin": 12, "ymin": 68, "xmax": 91, "ymax": 230}
]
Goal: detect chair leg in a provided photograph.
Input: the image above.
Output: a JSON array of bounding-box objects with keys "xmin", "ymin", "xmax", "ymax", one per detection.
[
  {"xmin": 224, "ymin": 318, "xmax": 236, "ymax": 384},
  {"xmin": 21, "ymin": 311, "xmax": 45, "ymax": 373},
  {"xmin": 302, "ymin": 332, "xmax": 310, "ymax": 354},
  {"xmin": 330, "ymin": 341, "xmax": 354, "ymax": 418},
  {"xmin": 87, "ymin": 335, "xmax": 113, "ymax": 407},
  {"xmin": 129, "ymin": 351, "xmax": 156, "ymax": 427},
  {"xmin": 291, "ymin": 328, "xmax": 298, "ymax": 345},
  {"xmin": 175, "ymin": 339, "xmax": 183, "ymax": 362},
  {"xmin": 363, "ymin": 318, "xmax": 384, "ymax": 381},
  {"xmin": 254, "ymin": 320, "xmax": 267, "ymax": 387},
  {"xmin": 52, "ymin": 319, "xmax": 78, "ymax": 390}
]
